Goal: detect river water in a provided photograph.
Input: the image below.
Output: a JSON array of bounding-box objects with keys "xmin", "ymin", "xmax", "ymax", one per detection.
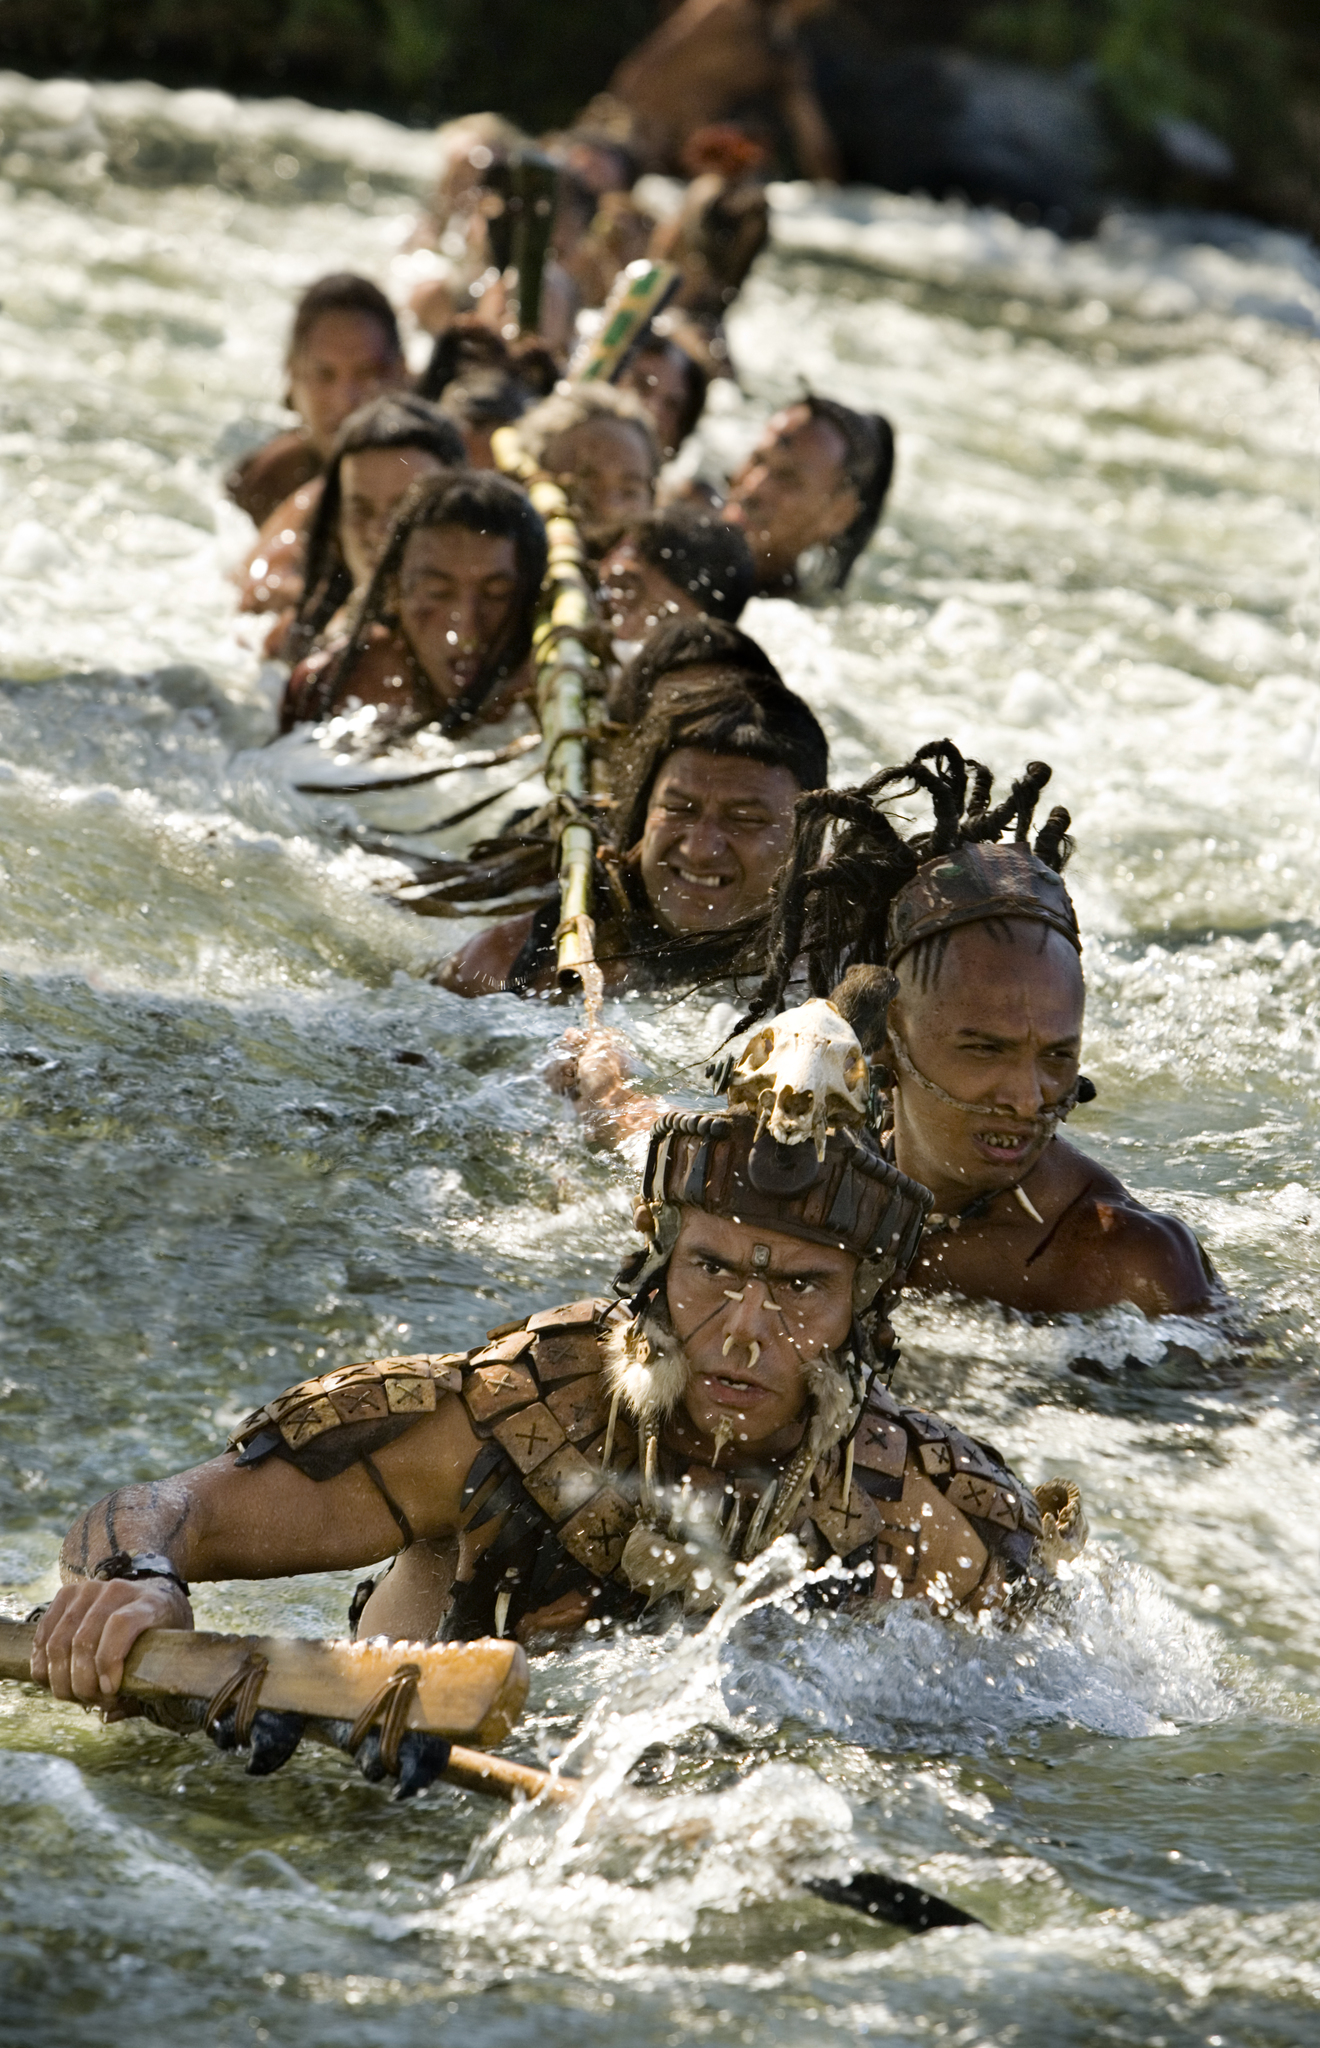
[{"xmin": 1, "ymin": 70, "xmax": 1319, "ymax": 2048}]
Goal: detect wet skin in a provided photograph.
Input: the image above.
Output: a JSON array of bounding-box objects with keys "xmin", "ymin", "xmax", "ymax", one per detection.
[
  {"xmin": 26, "ymin": 1212, "xmax": 849, "ymax": 1694},
  {"xmin": 724, "ymin": 403, "xmax": 859, "ymax": 589},
  {"xmin": 639, "ymin": 747, "xmax": 799, "ymax": 935},
  {"xmin": 597, "ymin": 535, "xmax": 699, "ymax": 643},
  {"xmin": 337, "ymin": 447, "xmax": 449, "ymax": 589},
  {"xmin": 664, "ymin": 1210, "xmax": 853, "ymax": 1457},
  {"xmin": 287, "ymin": 310, "xmax": 405, "ymax": 459},
  {"xmin": 314, "ymin": 525, "xmax": 524, "ymax": 728},
  {"xmin": 30, "ymin": 1199, "xmax": 1009, "ymax": 1686},
  {"xmin": 888, "ymin": 921, "xmax": 1218, "ymax": 1315},
  {"xmin": 620, "ymin": 342, "xmax": 692, "ymax": 459},
  {"xmin": 542, "ymin": 417, "xmax": 655, "ymax": 554},
  {"xmin": 437, "ymin": 745, "xmax": 801, "ymax": 997}
]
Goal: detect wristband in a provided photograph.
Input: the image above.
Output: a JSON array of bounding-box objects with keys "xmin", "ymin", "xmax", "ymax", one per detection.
[{"xmin": 93, "ymin": 1550, "xmax": 191, "ymax": 1599}]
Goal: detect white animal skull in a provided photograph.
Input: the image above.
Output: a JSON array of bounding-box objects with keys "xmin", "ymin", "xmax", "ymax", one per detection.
[{"xmin": 727, "ymin": 999, "xmax": 869, "ymax": 1159}]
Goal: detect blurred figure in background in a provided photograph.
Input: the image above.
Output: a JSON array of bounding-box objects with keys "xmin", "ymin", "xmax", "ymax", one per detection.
[
  {"xmin": 405, "ymin": 112, "xmax": 528, "ymax": 337},
  {"xmin": 276, "ymin": 396, "xmax": 465, "ymax": 666},
  {"xmin": 723, "ymin": 392, "xmax": 893, "ymax": 594},
  {"xmin": 652, "ymin": 125, "xmax": 772, "ymax": 336},
  {"xmin": 232, "ymin": 274, "xmax": 407, "ymax": 621},
  {"xmin": 559, "ymin": 185, "xmax": 659, "ymax": 310},
  {"xmin": 407, "ymin": 114, "xmax": 580, "ymax": 351},
  {"xmin": 600, "ymin": 0, "xmax": 841, "ymax": 182},
  {"xmin": 227, "ymin": 274, "xmax": 406, "ymax": 529},
  {"xmin": 280, "ymin": 470, "xmax": 545, "ymax": 738},
  {"xmin": 514, "ymin": 384, "xmax": 659, "ymax": 556},
  {"xmin": 617, "ymin": 326, "xmax": 710, "ymax": 460},
  {"xmin": 598, "ymin": 508, "xmax": 756, "ymax": 670},
  {"xmin": 417, "ymin": 318, "xmax": 557, "ymax": 467}
]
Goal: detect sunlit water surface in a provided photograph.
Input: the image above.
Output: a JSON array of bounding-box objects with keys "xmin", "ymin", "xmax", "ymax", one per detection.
[{"xmin": 1, "ymin": 71, "xmax": 1319, "ymax": 2048}]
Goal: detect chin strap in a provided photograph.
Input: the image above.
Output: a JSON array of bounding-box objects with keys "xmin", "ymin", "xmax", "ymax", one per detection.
[{"xmin": 886, "ymin": 1027, "xmax": 1086, "ymax": 1128}]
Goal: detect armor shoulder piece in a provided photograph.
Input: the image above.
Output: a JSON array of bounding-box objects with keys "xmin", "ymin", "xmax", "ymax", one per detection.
[
  {"xmin": 887, "ymin": 1397, "xmax": 1043, "ymax": 1547},
  {"xmin": 458, "ymin": 1300, "xmax": 616, "ymax": 1437},
  {"xmin": 228, "ymin": 1352, "xmax": 466, "ymax": 1479}
]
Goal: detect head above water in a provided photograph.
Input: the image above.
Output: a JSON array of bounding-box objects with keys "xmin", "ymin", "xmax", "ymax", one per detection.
[
  {"xmin": 609, "ymin": 614, "xmax": 782, "ymax": 728},
  {"xmin": 724, "ymin": 395, "xmax": 894, "ymax": 592},
  {"xmin": 618, "ymin": 336, "xmax": 709, "ymax": 459},
  {"xmin": 515, "ymin": 384, "xmax": 659, "ymax": 554},
  {"xmin": 296, "ymin": 396, "xmax": 466, "ymax": 648},
  {"xmin": 610, "ymin": 669, "xmax": 828, "ymax": 940},
  {"xmin": 416, "ymin": 319, "xmax": 553, "ymax": 467},
  {"xmin": 598, "ymin": 509, "xmax": 756, "ymax": 655},
  {"xmin": 345, "ymin": 469, "xmax": 547, "ymax": 725},
  {"xmin": 744, "ymin": 740, "xmax": 1086, "ymax": 1201},
  {"xmin": 285, "ymin": 274, "xmax": 406, "ymax": 458},
  {"xmin": 610, "ymin": 1001, "xmax": 931, "ymax": 1459}
]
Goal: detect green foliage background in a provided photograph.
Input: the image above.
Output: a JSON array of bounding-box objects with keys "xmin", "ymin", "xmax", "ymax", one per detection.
[
  {"xmin": 0, "ymin": 0, "xmax": 656, "ymax": 129},
  {"xmin": 0, "ymin": 0, "xmax": 1315, "ymax": 225}
]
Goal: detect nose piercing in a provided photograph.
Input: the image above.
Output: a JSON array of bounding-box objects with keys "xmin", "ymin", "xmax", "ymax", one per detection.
[
  {"xmin": 723, "ymin": 1288, "xmax": 745, "ymax": 1301},
  {"xmin": 752, "ymin": 1245, "xmax": 770, "ymax": 1270}
]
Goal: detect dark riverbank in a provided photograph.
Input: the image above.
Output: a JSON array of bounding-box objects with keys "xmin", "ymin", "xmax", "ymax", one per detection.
[{"xmin": 1, "ymin": 3, "xmax": 1317, "ymax": 232}]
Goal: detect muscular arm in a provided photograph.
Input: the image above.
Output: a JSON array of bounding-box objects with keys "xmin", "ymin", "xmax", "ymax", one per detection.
[
  {"xmin": 545, "ymin": 1027, "xmax": 661, "ymax": 1148},
  {"xmin": 33, "ymin": 1394, "xmax": 482, "ymax": 1703},
  {"xmin": 1084, "ymin": 1200, "xmax": 1223, "ymax": 1317}
]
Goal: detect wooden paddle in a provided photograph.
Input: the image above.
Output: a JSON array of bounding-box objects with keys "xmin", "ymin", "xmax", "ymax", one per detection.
[
  {"xmin": 1, "ymin": 1617, "xmax": 976, "ymax": 1927},
  {"xmin": 0, "ymin": 1616, "xmax": 548, "ymax": 1799}
]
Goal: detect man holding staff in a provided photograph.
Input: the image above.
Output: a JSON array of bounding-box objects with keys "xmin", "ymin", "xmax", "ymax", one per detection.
[{"xmin": 32, "ymin": 1000, "xmax": 1077, "ymax": 1703}]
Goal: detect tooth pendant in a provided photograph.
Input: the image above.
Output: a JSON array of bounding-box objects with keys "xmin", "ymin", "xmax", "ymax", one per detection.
[{"xmin": 1014, "ymin": 1184, "xmax": 1045, "ymax": 1223}]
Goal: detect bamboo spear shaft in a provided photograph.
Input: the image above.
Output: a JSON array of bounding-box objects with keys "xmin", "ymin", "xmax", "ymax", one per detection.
[{"xmin": 491, "ymin": 426, "xmax": 608, "ymax": 1010}]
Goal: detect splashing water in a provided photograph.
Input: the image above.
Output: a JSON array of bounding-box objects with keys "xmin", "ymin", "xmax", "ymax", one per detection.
[{"xmin": 1, "ymin": 71, "xmax": 1319, "ymax": 2048}]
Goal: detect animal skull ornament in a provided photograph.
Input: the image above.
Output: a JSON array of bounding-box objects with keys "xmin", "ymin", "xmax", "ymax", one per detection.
[{"xmin": 728, "ymin": 999, "xmax": 870, "ymax": 1161}]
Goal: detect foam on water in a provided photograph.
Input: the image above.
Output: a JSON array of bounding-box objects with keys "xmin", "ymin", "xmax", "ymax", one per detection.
[{"xmin": 1, "ymin": 70, "xmax": 1319, "ymax": 2047}]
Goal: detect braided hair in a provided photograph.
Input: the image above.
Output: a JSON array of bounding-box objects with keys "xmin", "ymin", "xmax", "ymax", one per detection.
[{"xmin": 743, "ymin": 740, "xmax": 1073, "ymax": 1024}]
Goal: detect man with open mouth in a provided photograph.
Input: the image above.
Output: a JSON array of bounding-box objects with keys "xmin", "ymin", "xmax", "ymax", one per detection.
[
  {"xmin": 746, "ymin": 742, "xmax": 1222, "ymax": 1319},
  {"xmin": 31, "ymin": 1002, "xmax": 1078, "ymax": 1723}
]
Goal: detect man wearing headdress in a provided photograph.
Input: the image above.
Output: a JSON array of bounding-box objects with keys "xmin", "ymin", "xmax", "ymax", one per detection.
[
  {"xmin": 32, "ymin": 1005, "xmax": 1080, "ymax": 1734},
  {"xmin": 748, "ymin": 743, "xmax": 1222, "ymax": 1318}
]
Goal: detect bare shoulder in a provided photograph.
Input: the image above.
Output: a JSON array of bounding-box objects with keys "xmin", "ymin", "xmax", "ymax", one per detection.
[
  {"xmin": 336, "ymin": 624, "xmax": 408, "ymax": 689},
  {"xmin": 227, "ymin": 1349, "xmax": 486, "ymax": 1541},
  {"xmin": 257, "ymin": 476, "xmax": 323, "ymax": 543},
  {"xmin": 1052, "ymin": 1157, "xmax": 1221, "ymax": 1316},
  {"xmin": 434, "ymin": 912, "xmax": 537, "ymax": 997}
]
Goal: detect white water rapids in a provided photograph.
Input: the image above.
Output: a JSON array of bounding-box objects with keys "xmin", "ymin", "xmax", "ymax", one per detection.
[{"xmin": 1, "ymin": 70, "xmax": 1319, "ymax": 2048}]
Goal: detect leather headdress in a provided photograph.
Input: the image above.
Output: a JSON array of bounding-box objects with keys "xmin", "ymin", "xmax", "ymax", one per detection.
[
  {"xmin": 886, "ymin": 841, "xmax": 1080, "ymax": 967},
  {"xmin": 640, "ymin": 1110, "xmax": 928, "ymax": 1279}
]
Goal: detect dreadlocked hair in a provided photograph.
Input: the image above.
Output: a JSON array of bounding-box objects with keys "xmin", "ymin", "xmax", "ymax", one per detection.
[{"xmin": 741, "ymin": 739, "xmax": 1073, "ymax": 1025}]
